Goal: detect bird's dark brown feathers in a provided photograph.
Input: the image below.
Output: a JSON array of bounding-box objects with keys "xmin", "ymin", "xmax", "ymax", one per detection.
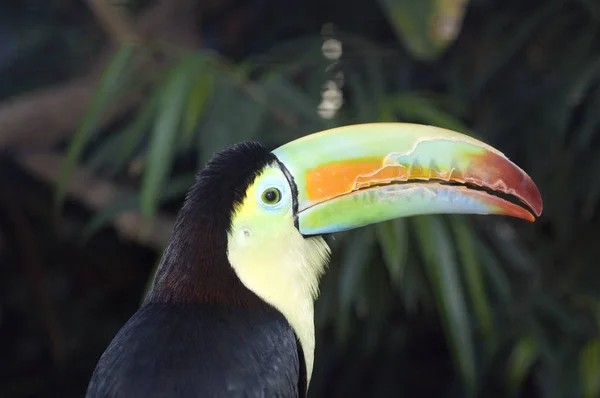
[
  {"xmin": 146, "ymin": 141, "xmax": 277, "ymax": 306},
  {"xmin": 86, "ymin": 142, "xmax": 307, "ymax": 397}
]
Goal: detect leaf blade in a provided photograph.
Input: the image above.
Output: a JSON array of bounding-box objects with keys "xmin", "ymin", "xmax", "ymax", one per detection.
[
  {"xmin": 56, "ymin": 43, "xmax": 135, "ymax": 210},
  {"xmin": 412, "ymin": 215, "xmax": 477, "ymax": 394},
  {"xmin": 580, "ymin": 338, "xmax": 600, "ymax": 398},
  {"xmin": 507, "ymin": 336, "xmax": 539, "ymax": 398},
  {"xmin": 180, "ymin": 54, "xmax": 215, "ymax": 149},
  {"xmin": 83, "ymin": 174, "xmax": 196, "ymax": 240},
  {"xmin": 450, "ymin": 216, "xmax": 495, "ymax": 356},
  {"xmin": 380, "ymin": 93, "xmax": 471, "ymax": 133},
  {"xmin": 140, "ymin": 58, "xmax": 197, "ymax": 220},
  {"xmin": 375, "ymin": 219, "xmax": 408, "ymax": 290},
  {"xmin": 377, "ymin": 0, "xmax": 470, "ymax": 60},
  {"xmin": 337, "ymin": 228, "xmax": 375, "ymax": 344}
]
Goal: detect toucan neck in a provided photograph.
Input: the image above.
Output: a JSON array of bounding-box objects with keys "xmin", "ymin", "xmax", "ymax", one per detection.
[
  {"xmin": 144, "ymin": 194, "xmax": 269, "ymax": 311},
  {"xmin": 143, "ymin": 141, "xmax": 279, "ymax": 308}
]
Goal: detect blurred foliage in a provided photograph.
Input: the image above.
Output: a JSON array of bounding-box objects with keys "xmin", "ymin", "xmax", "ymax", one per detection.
[
  {"xmin": 63, "ymin": 0, "xmax": 600, "ymax": 396},
  {"xmin": 0, "ymin": 0, "xmax": 103, "ymax": 99},
  {"xmin": 377, "ymin": 0, "xmax": 470, "ymax": 60},
  {"xmin": 3, "ymin": 0, "xmax": 600, "ymax": 396}
]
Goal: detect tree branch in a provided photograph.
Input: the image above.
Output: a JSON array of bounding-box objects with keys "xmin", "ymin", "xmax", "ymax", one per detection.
[
  {"xmin": 17, "ymin": 151, "xmax": 175, "ymax": 250},
  {"xmin": 87, "ymin": 0, "xmax": 139, "ymax": 44},
  {"xmin": 0, "ymin": 0, "xmax": 203, "ymax": 151}
]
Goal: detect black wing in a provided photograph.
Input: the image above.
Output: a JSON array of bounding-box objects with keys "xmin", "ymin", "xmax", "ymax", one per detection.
[{"xmin": 86, "ymin": 303, "xmax": 303, "ymax": 398}]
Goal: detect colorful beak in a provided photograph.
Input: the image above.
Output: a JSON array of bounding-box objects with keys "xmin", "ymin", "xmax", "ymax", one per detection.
[{"xmin": 272, "ymin": 123, "xmax": 543, "ymax": 236}]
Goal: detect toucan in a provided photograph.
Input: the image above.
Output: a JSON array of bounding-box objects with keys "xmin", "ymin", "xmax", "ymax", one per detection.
[{"xmin": 86, "ymin": 123, "xmax": 542, "ymax": 398}]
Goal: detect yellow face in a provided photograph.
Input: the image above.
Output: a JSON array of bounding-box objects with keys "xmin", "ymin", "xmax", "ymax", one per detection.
[
  {"xmin": 228, "ymin": 165, "xmax": 297, "ymax": 254},
  {"xmin": 226, "ymin": 163, "xmax": 330, "ymax": 384}
]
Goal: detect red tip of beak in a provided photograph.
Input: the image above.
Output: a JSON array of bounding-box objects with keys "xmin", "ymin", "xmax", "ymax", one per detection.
[{"xmin": 464, "ymin": 151, "xmax": 543, "ymax": 219}]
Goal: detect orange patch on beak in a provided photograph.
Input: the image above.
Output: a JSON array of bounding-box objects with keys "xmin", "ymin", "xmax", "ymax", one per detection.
[{"xmin": 304, "ymin": 158, "xmax": 383, "ymax": 202}]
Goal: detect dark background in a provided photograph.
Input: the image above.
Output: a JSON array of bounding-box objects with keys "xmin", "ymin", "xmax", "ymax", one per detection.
[{"xmin": 1, "ymin": 0, "xmax": 599, "ymax": 397}]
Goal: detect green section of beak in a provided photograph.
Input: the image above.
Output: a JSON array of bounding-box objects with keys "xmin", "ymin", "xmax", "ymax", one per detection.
[{"xmin": 272, "ymin": 123, "xmax": 543, "ymax": 236}]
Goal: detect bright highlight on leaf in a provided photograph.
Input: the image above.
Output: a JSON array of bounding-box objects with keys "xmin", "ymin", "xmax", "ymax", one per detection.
[
  {"xmin": 580, "ymin": 338, "xmax": 600, "ymax": 398},
  {"xmin": 507, "ymin": 336, "xmax": 538, "ymax": 398},
  {"xmin": 376, "ymin": 0, "xmax": 470, "ymax": 60}
]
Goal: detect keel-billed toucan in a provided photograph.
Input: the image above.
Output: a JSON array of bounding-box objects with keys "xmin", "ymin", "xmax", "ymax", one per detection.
[{"xmin": 86, "ymin": 123, "xmax": 542, "ymax": 397}]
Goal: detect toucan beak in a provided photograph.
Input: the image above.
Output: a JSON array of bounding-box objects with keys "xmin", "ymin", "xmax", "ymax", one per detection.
[{"xmin": 272, "ymin": 123, "xmax": 543, "ymax": 236}]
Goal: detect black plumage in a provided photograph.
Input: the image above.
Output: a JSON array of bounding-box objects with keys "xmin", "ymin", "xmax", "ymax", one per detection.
[
  {"xmin": 86, "ymin": 142, "xmax": 306, "ymax": 397},
  {"xmin": 86, "ymin": 304, "xmax": 303, "ymax": 398}
]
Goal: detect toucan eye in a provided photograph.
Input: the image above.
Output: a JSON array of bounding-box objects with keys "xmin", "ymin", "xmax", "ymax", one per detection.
[{"xmin": 261, "ymin": 187, "xmax": 281, "ymax": 205}]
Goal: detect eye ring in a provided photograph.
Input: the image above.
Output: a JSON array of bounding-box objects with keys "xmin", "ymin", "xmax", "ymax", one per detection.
[{"xmin": 261, "ymin": 187, "xmax": 282, "ymax": 205}]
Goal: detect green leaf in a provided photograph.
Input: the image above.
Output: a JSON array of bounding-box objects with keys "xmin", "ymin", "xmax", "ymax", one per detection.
[
  {"xmin": 85, "ymin": 131, "xmax": 128, "ymax": 174},
  {"xmin": 56, "ymin": 43, "xmax": 135, "ymax": 210},
  {"xmin": 399, "ymin": 256, "xmax": 429, "ymax": 313},
  {"xmin": 233, "ymin": 59, "xmax": 254, "ymax": 80},
  {"xmin": 572, "ymin": 295, "xmax": 600, "ymax": 330},
  {"xmin": 477, "ymin": 239, "xmax": 512, "ymax": 305},
  {"xmin": 375, "ymin": 219, "xmax": 408, "ymax": 290},
  {"xmin": 84, "ymin": 86, "xmax": 161, "ymax": 174},
  {"xmin": 567, "ymin": 55, "xmax": 600, "ymax": 113},
  {"xmin": 580, "ymin": 338, "xmax": 600, "ymax": 398},
  {"xmin": 197, "ymin": 77, "xmax": 266, "ymax": 164},
  {"xmin": 159, "ymin": 174, "xmax": 198, "ymax": 201},
  {"xmin": 377, "ymin": 0, "xmax": 470, "ymax": 61},
  {"xmin": 380, "ymin": 93, "xmax": 470, "ymax": 133},
  {"xmin": 261, "ymin": 73, "xmax": 330, "ymax": 132},
  {"xmin": 536, "ymin": 294, "xmax": 587, "ymax": 334},
  {"xmin": 196, "ymin": 77, "xmax": 236, "ymax": 163},
  {"xmin": 576, "ymin": 85, "xmax": 600, "ymax": 150},
  {"xmin": 141, "ymin": 59, "xmax": 198, "ymax": 220},
  {"xmin": 180, "ymin": 54, "xmax": 215, "ymax": 149},
  {"xmin": 82, "ymin": 194, "xmax": 139, "ymax": 240},
  {"xmin": 507, "ymin": 336, "xmax": 539, "ymax": 398},
  {"xmin": 337, "ymin": 228, "xmax": 375, "ymax": 344},
  {"xmin": 117, "ymin": 88, "xmax": 164, "ymax": 172},
  {"xmin": 412, "ymin": 215, "xmax": 476, "ymax": 394},
  {"xmin": 450, "ymin": 216, "xmax": 495, "ymax": 356},
  {"xmin": 83, "ymin": 174, "xmax": 195, "ymax": 240},
  {"xmin": 378, "ymin": 102, "xmax": 397, "ymax": 123}
]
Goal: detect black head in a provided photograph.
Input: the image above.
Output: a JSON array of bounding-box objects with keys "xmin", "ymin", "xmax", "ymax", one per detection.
[{"xmin": 145, "ymin": 142, "xmax": 278, "ymax": 307}]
